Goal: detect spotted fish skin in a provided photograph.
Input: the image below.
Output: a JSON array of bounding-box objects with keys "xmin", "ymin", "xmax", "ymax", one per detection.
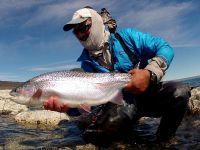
[{"xmin": 10, "ymin": 70, "xmax": 131, "ymax": 108}]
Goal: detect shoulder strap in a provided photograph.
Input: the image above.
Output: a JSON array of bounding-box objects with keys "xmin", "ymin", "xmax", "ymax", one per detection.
[{"xmin": 114, "ymin": 32, "xmax": 139, "ymax": 65}]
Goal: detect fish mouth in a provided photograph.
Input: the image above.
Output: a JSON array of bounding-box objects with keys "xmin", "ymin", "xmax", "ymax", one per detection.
[
  {"xmin": 9, "ymin": 91, "xmax": 30, "ymax": 105},
  {"xmin": 9, "ymin": 89, "xmax": 18, "ymax": 97}
]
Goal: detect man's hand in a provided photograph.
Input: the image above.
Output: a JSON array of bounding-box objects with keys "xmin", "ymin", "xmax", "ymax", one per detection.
[
  {"xmin": 125, "ymin": 69, "xmax": 151, "ymax": 94},
  {"xmin": 43, "ymin": 96, "xmax": 69, "ymax": 112}
]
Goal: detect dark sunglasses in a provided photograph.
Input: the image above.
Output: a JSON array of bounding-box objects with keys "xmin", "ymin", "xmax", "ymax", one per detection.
[{"xmin": 73, "ymin": 23, "xmax": 92, "ymax": 34}]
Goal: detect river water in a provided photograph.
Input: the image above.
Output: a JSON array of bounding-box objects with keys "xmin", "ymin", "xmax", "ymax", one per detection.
[
  {"xmin": 0, "ymin": 116, "xmax": 85, "ymax": 149},
  {"xmin": 0, "ymin": 77, "xmax": 200, "ymax": 149}
]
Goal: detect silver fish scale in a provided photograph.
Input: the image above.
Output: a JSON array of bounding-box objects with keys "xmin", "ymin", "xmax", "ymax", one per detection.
[
  {"xmin": 10, "ymin": 70, "xmax": 132, "ymax": 107},
  {"xmin": 33, "ymin": 71, "xmax": 130, "ymax": 93},
  {"xmin": 31, "ymin": 71, "xmax": 131, "ymax": 83}
]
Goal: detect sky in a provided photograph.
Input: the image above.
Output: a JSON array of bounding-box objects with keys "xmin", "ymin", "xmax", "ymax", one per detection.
[{"xmin": 0, "ymin": 0, "xmax": 200, "ymax": 82}]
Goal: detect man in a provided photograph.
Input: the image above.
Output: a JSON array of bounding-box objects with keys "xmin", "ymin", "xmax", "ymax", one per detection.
[{"xmin": 44, "ymin": 7, "xmax": 191, "ymax": 144}]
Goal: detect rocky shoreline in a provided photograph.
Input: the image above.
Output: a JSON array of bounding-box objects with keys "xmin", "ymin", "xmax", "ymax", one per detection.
[
  {"xmin": 0, "ymin": 90, "xmax": 70, "ymax": 128},
  {"xmin": 0, "ymin": 87, "xmax": 200, "ymax": 149},
  {"xmin": 188, "ymin": 87, "xmax": 200, "ymax": 115},
  {"xmin": 0, "ymin": 87, "xmax": 199, "ymax": 126}
]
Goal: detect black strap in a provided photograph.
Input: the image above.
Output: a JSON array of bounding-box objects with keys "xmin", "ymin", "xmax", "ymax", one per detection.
[{"xmin": 114, "ymin": 32, "xmax": 139, "ymax": 65}]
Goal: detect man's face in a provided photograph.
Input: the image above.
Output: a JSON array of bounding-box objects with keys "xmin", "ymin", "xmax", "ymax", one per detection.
[{"xmin": 73, "ymin": 18, "xmax": 92, "ymax": 41}]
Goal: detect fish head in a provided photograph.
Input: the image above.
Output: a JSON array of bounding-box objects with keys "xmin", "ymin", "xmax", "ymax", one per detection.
[{"xmin": 9, "ymin": 81, "xmax": 38, "ymax": 105}]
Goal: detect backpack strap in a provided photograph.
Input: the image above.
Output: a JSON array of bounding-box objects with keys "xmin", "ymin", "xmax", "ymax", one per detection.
[{"xmin": 114, "ymin": 32, "xmax": 139, "ymax": 66}]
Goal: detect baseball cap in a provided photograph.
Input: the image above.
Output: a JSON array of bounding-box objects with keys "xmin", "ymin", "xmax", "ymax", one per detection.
[{"xmin": 63, "ymin": 8, "xmax": 92, "ymax": 31}]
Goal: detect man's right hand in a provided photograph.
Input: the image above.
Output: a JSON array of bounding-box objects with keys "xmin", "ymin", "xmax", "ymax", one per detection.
[{"xmin": 43, "ymin": 96, "xmax": 69, "ymax": 112}]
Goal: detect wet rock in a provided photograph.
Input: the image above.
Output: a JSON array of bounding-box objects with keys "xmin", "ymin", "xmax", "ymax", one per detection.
[
  {"xmin": 0, "ymin": 90, "xmax": 13, "ymax": 98},
  {"xmin": 76, "ymin": 144, "xmax": 96, "ymax": 150},
  {"xmin": 0, "ymin": 90, "xmax": 28, "ymax": 115},
  {"xmin": 15, "ymin": 110, "xmax": 70, "ymax": 128},
  {"xmin": 191, "ymin": 120, "xmax": 200, "ymax": 128},
  {"xmin": 188, "ymin": 87, "xmax": 200, "ymax": 115},
  {"xmin": 1, "ymin": 86, "xmax": 200, "ymax": 129},
  {"xmin": 0, "ymin": 90, "xmax": 70, "ymax": 128}
]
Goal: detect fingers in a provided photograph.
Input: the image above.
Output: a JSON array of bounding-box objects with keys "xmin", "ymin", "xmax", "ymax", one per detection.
[
  {"xmin": 125, "ymin": 80, "xmax": 136, "ymax": 94},
  {"xmin": 43, "ymin": 96, "xmax": 69, "ymax": 112},
  {"xmin": 125, "ymin": 69, "xmax": 150, "ymax": 94},
  {"xmin": 126, "ymin": 69, "xmax": 136, "ymax": 89},
  {"xmin": 61, "ymin": 104, "xmax": 69, "ymax": 112},
  {"xmin": 128, "ymin": 68, "xmax": 137, "ymax": 74},
  {"xmin": 53, "ymin": 97, "xmax": 62, "ymax": 112},
  {"xmin": 43, "ymin": 96, "xmax": 56, "ymax": 110}
]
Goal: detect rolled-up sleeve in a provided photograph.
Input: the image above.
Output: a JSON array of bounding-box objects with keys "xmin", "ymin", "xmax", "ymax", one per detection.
[
  {"xmin": 124, "ymin": 28, "xmax": 174, "ymax": 81},
  {"xmin": 141, "ymin": 33, "xmax": 174, "ymax": 81}
]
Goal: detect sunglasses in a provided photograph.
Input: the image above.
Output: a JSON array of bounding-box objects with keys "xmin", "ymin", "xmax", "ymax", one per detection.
[{"xmin": 73, "ymin": 23, "xmax": 92, "ymax": 34}]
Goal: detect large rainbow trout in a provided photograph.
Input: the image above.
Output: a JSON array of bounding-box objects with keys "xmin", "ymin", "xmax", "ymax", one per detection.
[{"xmin": 10, "ymin": 70, "xmax": 131, "ymax": 111}]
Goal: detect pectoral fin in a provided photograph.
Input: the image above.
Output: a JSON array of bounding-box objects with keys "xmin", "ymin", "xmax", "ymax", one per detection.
[
  {"xmin": 79, "ymin": 103, "xmax": 91, "ymax": 113},
  {"xmin": 110, "ymin": 90, "xmax": 124, "ymax": 105},
  {"xmin": 32, "ymin": 89, "xmax": 42, "ymax": 98}
]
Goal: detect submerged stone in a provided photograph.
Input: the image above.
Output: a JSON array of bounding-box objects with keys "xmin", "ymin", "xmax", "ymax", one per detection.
[{"xmin": 15, "ymin": 110, "xmax": 70, "ymax": 128}]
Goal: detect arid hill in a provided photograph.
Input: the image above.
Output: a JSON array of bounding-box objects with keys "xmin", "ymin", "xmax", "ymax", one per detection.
[{"xmin": 0, "ymin": 81, "xmax": 23, "ymax": 90}]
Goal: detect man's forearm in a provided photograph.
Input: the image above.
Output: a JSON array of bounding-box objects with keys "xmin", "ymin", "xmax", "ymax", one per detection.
[{"xmin": 145, "ymin": 57, "xmax": 168, "ymax": 83}]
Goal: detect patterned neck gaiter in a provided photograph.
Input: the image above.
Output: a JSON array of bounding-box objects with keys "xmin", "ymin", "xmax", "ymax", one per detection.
[{"xmin": 79, "ymin": 9, "xmax": 113, "ymax": 70}]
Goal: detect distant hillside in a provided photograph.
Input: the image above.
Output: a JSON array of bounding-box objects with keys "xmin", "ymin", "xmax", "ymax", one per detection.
[
  {"xmin": 0, "ymin": 81, "xmax": 23, "ymax": 90},
  {"xmin": 170, "ymin": 75, "xmax": 200, "ymax": 88},
  {"xmin": 176, "ymin": 75, "xmax": 200, "ymax": 82}
]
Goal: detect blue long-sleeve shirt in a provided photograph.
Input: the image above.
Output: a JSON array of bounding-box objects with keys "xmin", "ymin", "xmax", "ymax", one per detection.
[{"xmin": 77, "ymin": 28, "xmax": 174, "ymax": 73}]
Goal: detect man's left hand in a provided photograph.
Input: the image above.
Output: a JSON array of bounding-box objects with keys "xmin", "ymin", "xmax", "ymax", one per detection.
[{"xmin": 125, "ymin": 69, "xmax": 151, "ymax": 94}]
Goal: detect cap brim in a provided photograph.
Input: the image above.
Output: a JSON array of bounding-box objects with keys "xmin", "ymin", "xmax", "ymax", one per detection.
[{"xmin": 63, "ymin": 18, "xmax": 88, "ymax": 31}]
